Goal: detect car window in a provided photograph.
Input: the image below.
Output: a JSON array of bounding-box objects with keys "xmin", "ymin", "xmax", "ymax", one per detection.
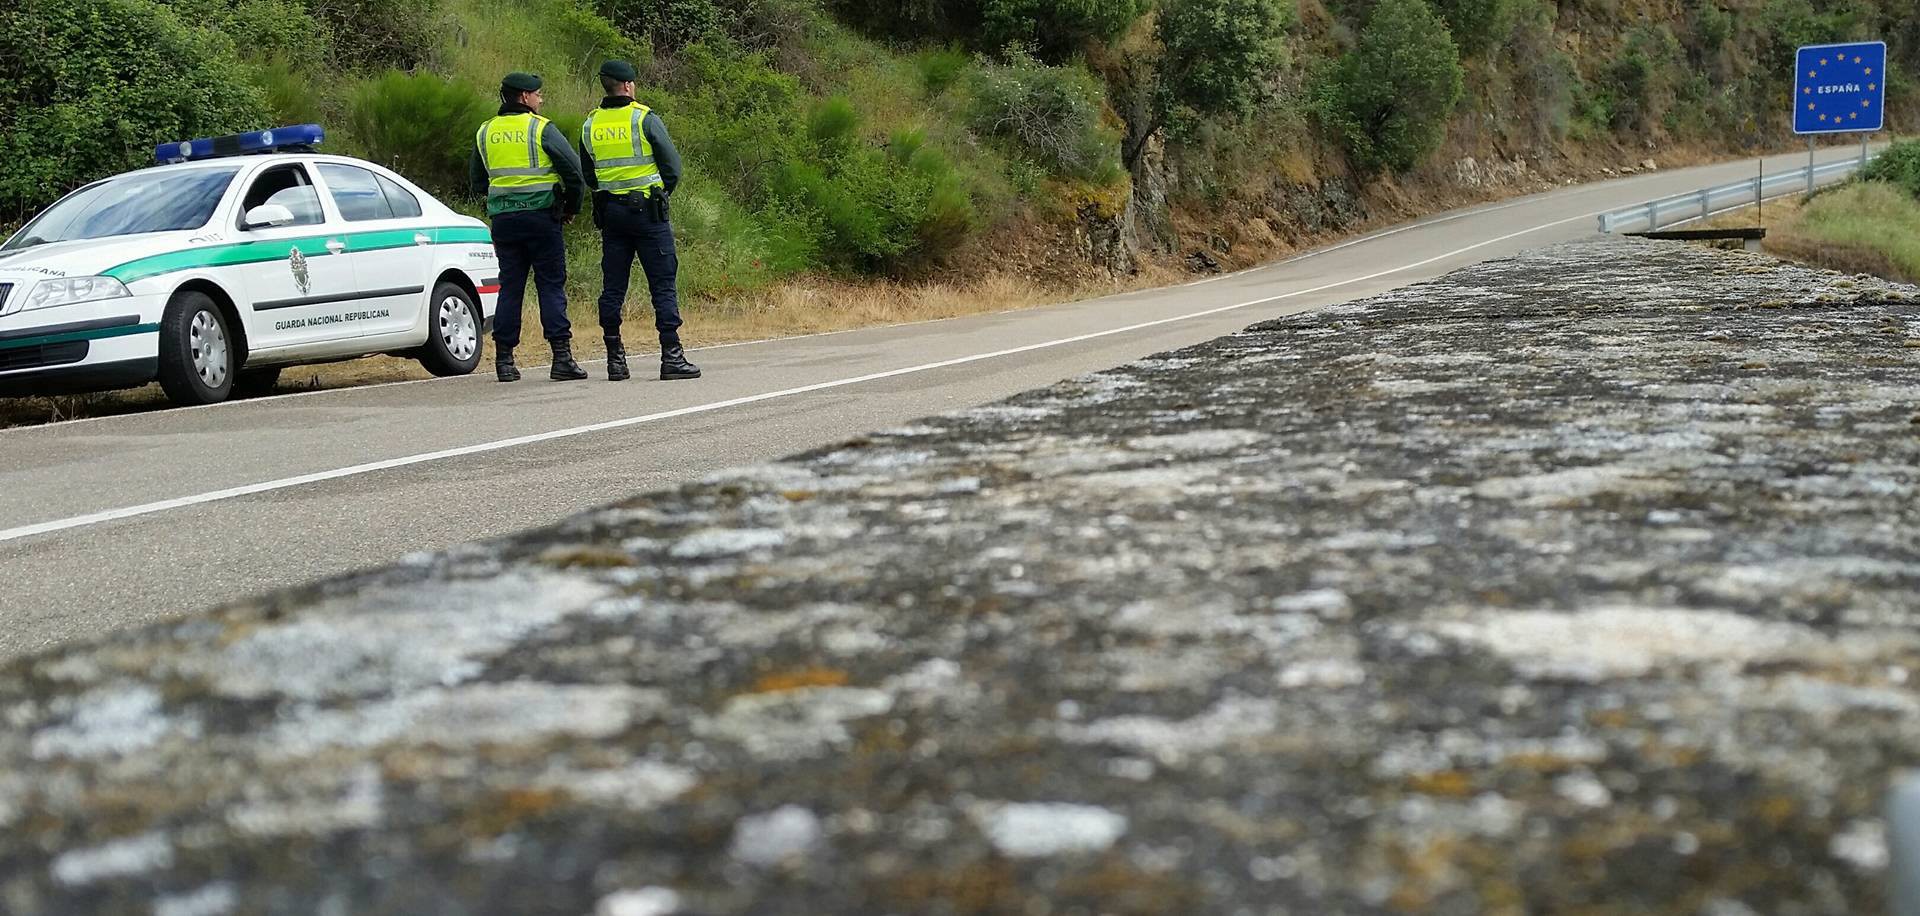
[
  {"xmin": 318, "ymin": 163, "xmax": 395, "ymax": 222},
  {"xmin": 2, "ymin": 166, "xmax": 240, "ymax": 251},
  {"xmin": 240, "ymin": 165, "xmax": 324, "ymax": 228},
  {"xmin": 376, "ymin": 174, "xmax": 424, "ymax": 219}
]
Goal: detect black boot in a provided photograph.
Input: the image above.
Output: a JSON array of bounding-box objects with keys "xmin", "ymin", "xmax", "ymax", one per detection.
[
  {"xmin": 605, "ymin": 335, "xmax": 630, "ymax": 381},
  {"xmin": 660, "ymin": 344, "xmax": 701, "ymax": 380},
  {"xmin": 495, "ymin": 346, "xmax": 521, "ymax": 382},
  {"xmin": 549, "ymin": 339, "xmax": 588, "ymax": 381}
]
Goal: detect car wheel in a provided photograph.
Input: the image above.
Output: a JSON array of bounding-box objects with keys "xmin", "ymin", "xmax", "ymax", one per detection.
[
  {"xmin": 156, "ymin": 291, "xmax": 236, "ymax": 406},
  {"xmin": 418, "ymin": 281, "xmax": 483, "ymax": 377},
  {"xmin": 233, "ymin": 365, "xmax": 283, "ymax": 399}
]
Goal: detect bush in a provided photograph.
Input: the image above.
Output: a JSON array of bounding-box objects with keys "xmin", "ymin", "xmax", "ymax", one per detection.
[
  {"xmin": 1431, "ymin": 0, "xmax": 1517, "ymax": 56},
  {"xmin": 306, "ymin": 0, "xmax": 442, "ymax": 70},
  {"xmin": 163, "ymin": 0, "xmax": 333, "ymax": 71},
  {"xmin": 1313, "ymin": 0, "xmax": 1464, "ymax": 174},
  {"xmin": 968, "ymin": 52, "xmax": 1122, "ymax": 181},
  {"xmin": 346, "ymin": 71, "xmax": 495, "ymax": 193},
  {"xmin": 597, "ymin": 0, "xmax": 723, "ymax": 51},
  {"xmin": 983, "ymin": 0, "xmax": 1148, "ymax": 62},
  {"xmin": 1862, "ymin": 140, "xmax": 1920, "ymax": 199},
  {"xmin": 253, "ymin": 59, "xmax": 332, "ymax": 127},
  {"xmin": 917, "ymin": 47, "xmax": 972, "ymax": 94},
  {"xmin": 0, "ymin": 0, "xmax": 268, "ymax": 221}
]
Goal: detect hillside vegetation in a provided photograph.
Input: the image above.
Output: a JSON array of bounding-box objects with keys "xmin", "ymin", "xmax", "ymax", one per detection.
[{"xmin": 3, "ymin": 0, "xmax": 1917, "ymax": 305}]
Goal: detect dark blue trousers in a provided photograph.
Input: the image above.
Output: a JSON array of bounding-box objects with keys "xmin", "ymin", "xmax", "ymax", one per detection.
[
  {"xmin": 595, "ymin": 196, "xmax": 682, "ymax": 347},
  {"xmin": 490, "ymin": 209, "xmax": 570, "ymax": 348}
]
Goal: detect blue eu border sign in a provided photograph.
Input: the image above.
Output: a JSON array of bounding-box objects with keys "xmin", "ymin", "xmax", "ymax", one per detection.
[{"xmin": 1795, "ymin": 41, "xmax": 1886, "ymax": 134}]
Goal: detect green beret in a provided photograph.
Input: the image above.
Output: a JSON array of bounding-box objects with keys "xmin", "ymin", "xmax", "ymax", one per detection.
[
  {"xmin": 501, "ymin": 72, "xmax": 542, "ymax": 93},
  {"xmin": 598, "ymin": 59, "xmax": 638, "ymax": 82}
]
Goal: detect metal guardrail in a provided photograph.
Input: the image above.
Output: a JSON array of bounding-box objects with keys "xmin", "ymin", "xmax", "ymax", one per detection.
[{"xmin": 1597, "ymin": 154, "xmax": 1877, "ymax": 234}]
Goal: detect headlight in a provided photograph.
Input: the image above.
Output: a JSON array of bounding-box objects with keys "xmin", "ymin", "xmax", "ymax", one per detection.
[{"xmin": 22, "ymin": 276, "xmax": 131, "ymax": 311}]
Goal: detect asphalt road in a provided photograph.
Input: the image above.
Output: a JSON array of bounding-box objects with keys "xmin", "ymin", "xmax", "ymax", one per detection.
[{"xmin": 0, "ymin": 147, "xmax": 1877, "ymax": 661}]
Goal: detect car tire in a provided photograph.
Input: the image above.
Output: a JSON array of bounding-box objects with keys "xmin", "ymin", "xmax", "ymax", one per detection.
[
  {"xmin": 418, "ymin": 281, "xmax": 483, "ymax": 377},
  {"xmin": 156, "ymin": 291, "xmax": 237, "ymax": 406},
  {"xmin": 233, "ymin": 365, "xmax": 283, "ymax": 399}
]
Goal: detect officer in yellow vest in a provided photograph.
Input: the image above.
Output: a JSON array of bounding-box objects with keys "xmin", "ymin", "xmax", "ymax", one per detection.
[
  {"xmin": 467, "ymin": 72, "xmax": 589, "ymax": 382},
  {"xmin": 579, "ymin": 59, "xmax": 699, "ymax": 382}
]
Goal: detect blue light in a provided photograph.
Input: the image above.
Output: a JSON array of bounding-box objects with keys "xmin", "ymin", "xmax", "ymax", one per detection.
[{"xmin": 155, "ymin": 124, "xmax": 326, "ymax": 164}]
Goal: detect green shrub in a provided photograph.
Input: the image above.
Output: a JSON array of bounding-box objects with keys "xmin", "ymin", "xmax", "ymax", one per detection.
[
  {"xmin": 1862, "ymin": 140, "xmax": 1920, "ymax": 199},
  {"xmin": 597, "ymin": 0, "xmax": 724, "ymax": 51},
  {"xmin": 967, "ymin": 52, "xmax": 1121, "ymax": 181},
  {"xmin": 658, "ymin": 43, "xmax": 809, "ymax": 202},
  {"xmin": 547, "ymin": 0, "xmax": 651, "ymax": 68},
  {"xmin": 1313, "ymin": 0, "xmax": 1465, "ymax": 174},
  {"xmin": 982, "ymin": 0, "xmax": 1148, "ymax": 62},
  {"xmin": 1431, "ymin": 0, "xmax": 1517, "ymax": 56},
  {"xmin": 253, "ymin": 59, "xmax": 332, "ymax": 127},
  {"xmin": 832, "ymin": 0, "xmax": 982, "ymax": 42},
  {"xmin": 808, "ymin": 97, "xmax": 861, "ymax": 149},
  {"xmin": 307, "ymin": 0, "xmax": 442, "ymax": 70},
  {"xmin": 674, "ymin": 179, "xmax": 818, "ymax": 299},
  {"xmin": 163, "ymin": 0, "xmax": 332, "ymax": 71},
  {"xmin": 346, "ymin": 71, "xmax": 494, "ymax": 193},
  {"xmin": 917, "ymin": 47, "xmax": 972, "ymax": 95},
  {"xmin": 0, "ymin": 0, "xmax": 268, "ymax": 221}
]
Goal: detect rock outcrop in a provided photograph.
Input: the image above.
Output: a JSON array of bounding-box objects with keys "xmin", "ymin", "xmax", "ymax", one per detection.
[{"xmin": 4, "ymin": 240, "xmax": 1920, "ymax": 915}]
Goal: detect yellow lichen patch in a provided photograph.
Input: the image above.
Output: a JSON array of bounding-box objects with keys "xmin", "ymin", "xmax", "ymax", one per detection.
[
  {"xmin": 1501, "ymin": 753, "xmax": 1582, "ymax": 774},
  {"xmin": 1054, "ymin": 858, "xmax": 1203, "ymax": 912},
  {"xmin": 536, "ymin": 546, "xmax": 635, "ymax": 569},
  {"xmin": 881, "ymin": 859, "xmax": 1024, "ymax": 914},
  {"xmin": 1407, "ymin": 770, "xmax": 1476, "ymax": 797},
  {"xmin": 1588, "ymin": 708, "xmax": 1632, "ymax": 729},
  {"xmin": 1753, "ymin": 794, "xmax": 1798, "ymax": 828},
  {"xmin": 780, "ymin": 490, "xmax": 818, "ymax": 502},
  {"xmin": 460, "ymin": 787, "xmax": 567, "ymax": 837},
  {"xmin": 747, "ymin": 667, "xmax": 852, "ymax": 694}
]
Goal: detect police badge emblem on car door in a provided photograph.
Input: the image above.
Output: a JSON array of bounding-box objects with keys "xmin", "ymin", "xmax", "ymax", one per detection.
[{"xmin": 289, "ymin": 246, "xmax": 310, "ymax": 296}]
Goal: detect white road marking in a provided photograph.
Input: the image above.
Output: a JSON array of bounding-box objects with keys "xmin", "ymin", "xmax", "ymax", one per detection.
[{"xmin": 0, "ymin": 207, "xmax": 1603, "ymax": 545}]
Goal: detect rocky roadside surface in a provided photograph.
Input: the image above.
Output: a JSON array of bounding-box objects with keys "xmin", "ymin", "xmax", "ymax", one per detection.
[{"xmin": 6, "ymin": 239, "xmax": 1920, "ymax": 915}]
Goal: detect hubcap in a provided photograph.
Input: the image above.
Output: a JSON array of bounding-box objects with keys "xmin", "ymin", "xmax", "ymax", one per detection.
[
  {"xmin": 189, "ymin": 309, "xmax": 229, "ymax": 388},
  {"xmin": 439, "ymin": 296, "xmax": 478, "ymax": 361}
]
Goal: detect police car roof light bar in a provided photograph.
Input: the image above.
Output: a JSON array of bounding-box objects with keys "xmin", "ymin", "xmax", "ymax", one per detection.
[{"xmin": 155, "ymin": 124, "xmax": 326, "ymax": 165}]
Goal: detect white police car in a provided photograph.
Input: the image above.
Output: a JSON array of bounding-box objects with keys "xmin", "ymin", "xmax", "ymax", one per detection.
[{"xmin": 0, "ymin": 125, "xmax": 500, "ymax": 405}]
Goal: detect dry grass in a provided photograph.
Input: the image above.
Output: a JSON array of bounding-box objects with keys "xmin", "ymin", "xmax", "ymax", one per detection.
[{"xmin": 1701, "ymin": 183, "xmax": 1920, "ymax": 285}]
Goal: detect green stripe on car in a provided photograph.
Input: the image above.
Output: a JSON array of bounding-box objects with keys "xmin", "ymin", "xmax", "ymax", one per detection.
[
  {"xmin": 0, "ymin": 323, "xmax": 160, "ymax": 352},
  {"xmin": 103, "ymin": 226, "xmax": 495, "ymax": 284}
]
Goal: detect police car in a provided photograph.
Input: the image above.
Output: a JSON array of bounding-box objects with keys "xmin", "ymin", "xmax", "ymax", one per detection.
[{"xmin": 0, "ymin": 125, "xmax": 500, "ymax": 405}]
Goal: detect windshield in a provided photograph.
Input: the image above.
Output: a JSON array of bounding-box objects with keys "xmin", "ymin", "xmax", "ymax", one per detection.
[{"xmin": 2, "ymin": 166, "xmax": 242, "ymax": 252}]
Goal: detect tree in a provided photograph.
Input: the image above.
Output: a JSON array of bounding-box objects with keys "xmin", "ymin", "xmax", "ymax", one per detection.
[
  {"xmin": 1314, "ymin": 0, "xmax": 1465, "ymax": 174},
  {"xmin": 1431, "ymin": 0, "xmax": 1516, "ymax": 56},
  {"xmin": 1114, "ymin": 0, "xmax": 1290, "ymax": 170},
  {"xmin": 984, "ymin": 0, "xmax": 1150, "ymax": 62}
]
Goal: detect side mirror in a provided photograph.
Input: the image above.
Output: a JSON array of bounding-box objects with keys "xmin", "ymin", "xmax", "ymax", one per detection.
[{"xmin": 242, "ymin": 203, "xmax": 295, "ymax": 230}]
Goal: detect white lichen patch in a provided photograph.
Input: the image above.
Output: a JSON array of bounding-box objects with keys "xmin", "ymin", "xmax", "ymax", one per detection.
[
  {"xmin": 595, "ymin": 887, "xmax": 683, "ymax": 916},
  {"xmin": 1472, "ymin": 465, "xmax": 1681, "ymax": 505},
  {"xmin": 1428, "ymin": 608, "xmax": 1827, "ymax": 680},
  {"xmin": 200, "ymin": 573, "xmax": 613, "ymax": 700},
  {"xmin": 697, "ymin": 687, "xmax": 894, "ymax": 760},
  {"xmin": 31, "ymin": 683, "xmax": 196, "ymax": 761},
  {"xmin": 668, "ymin": 528, "xmax": 788, "ymax": 559},
  {"xmin": 153, "ymin": 883, "xmax": 239, "ymax": 916},
  {"xmin": 270, "ymin": 683, "xmax": 660, "ymax": 756},
  {"xmin": 730, "ymin": 805, "xmax": 822, "ymax": 866},
  {"xmin": 970, "ymin": 802, "xmax": 1127, "ymax": 858},
  {"xmin": 1830, "ymin": 819, "xmax": 1889, "ymax": 871},
  {"xmin": 1127, "ymin": 429, "xmax": 1268, "ymax": 455},
  {"xmin": 537, "ymin": 761, "xmax": 698, "ymax": 811},
  {"xmin": 1059, "ymin": 695, "xmax": 1281, "ymax": 765},
  {"xmin": 50, "ymin": 831, "xmax": 173, "ymax": 886},
  {"xmin": 226, "ymin": 765, "xmax": 385, "ymax": 838}
]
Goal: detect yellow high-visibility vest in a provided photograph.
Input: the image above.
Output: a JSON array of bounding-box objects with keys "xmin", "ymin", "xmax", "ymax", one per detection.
[
  {"xmin": 475, "ymin": 113, "xmax": 557, "ymax": 198},
  {"xmin": 582, "ymin": 103, "xmax": 665, "ymax": 197}
]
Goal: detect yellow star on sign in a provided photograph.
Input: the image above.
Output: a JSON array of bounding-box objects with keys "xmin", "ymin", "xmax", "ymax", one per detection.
[
  {"xmin": 1809, "ymin": 70, "xmax": 1818, "ymax": 78},
  {"xmin": 1852, "ymin": 113, "xmax": 1860, "ymax": 120},
  {"xmin": 1855, "ymin": 56, "xmax": 1863, "ymax": 64},
  {"xmin": 1866, "ymin": 67, "xmax": 1874, "ymax": 75},
  {"xmin": 1821, "ymin": 58, "xmax": 1829, "ymax": 66},
  {"xmin": 1865, "ymin": 99, "xmax": 1874, "ymax": 107},
  {"xmin": 1871, "ymin": 83, "xmax": 1878, "ymax": 91},
  {"xmin": 1809, "ymin": 102, "xmax": 1817, "ymax": 110},
  {"xmin": 1820, "ymin": 114, "xmax": 1829, "ymax": 121}
]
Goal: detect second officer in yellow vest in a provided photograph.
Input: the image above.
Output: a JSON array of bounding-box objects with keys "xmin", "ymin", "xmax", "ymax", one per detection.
[{"xmin": 579, "ymin": 59, "xmax": 699, "ymax": 382}]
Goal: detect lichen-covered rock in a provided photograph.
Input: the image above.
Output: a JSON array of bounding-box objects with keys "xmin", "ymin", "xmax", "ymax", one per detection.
[{"xmin": 4, "ymin": 239, "xmax": 1920, "ymax": 914}]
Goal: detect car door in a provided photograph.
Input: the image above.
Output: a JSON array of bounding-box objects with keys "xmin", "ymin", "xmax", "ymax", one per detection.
[
  {"xmin": 314, "ymin": 162, "xmax": 433, "ymax": 340},
  {"xmin": 229, "ymin": 162, "xmax": 360, "ymax": 353}
]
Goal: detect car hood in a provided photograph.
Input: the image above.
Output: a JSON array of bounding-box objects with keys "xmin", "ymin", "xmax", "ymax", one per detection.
[{"xmin": 0, "ymin": 231, "xmax": 206, "ymax": 283}]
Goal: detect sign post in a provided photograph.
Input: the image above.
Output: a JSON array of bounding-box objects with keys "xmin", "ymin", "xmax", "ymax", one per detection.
[{"xmin": 1793, "ymin": 41, "xmax": 1887, "ymax": 192}]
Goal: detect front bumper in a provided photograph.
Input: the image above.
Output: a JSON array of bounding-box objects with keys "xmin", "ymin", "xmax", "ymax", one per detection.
[{"xmin": 0, "ymin": 296, "xmax": 166, "ymax": 396}]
